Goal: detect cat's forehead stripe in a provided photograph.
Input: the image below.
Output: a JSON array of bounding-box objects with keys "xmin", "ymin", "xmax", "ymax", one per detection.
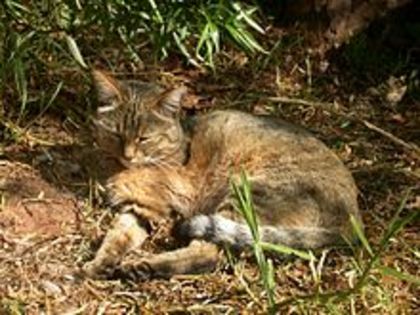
[
  {"xmin": 116, "ymin": 100, "xmax": 142, "ymax": 135},
  {"xmin": 97, "ymin": 104, "xmax": 118, "ymax": 113}
]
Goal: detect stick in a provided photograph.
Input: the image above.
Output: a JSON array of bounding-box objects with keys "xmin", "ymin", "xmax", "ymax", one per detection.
[{"xmin": 360, "ymin": 120, "xmax": 419, "ymax": 155}]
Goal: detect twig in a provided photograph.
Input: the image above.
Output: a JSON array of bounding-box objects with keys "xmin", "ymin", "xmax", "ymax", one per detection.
[
  {"xmin": 360, "ymin": 120, "xmax": 419, "ymax": 155},
  {"xmin": 83, "ymin": 280, "xmax": 106, "ymax": 300},
  {"xmin": 234, "ymin": 265, "xmax": 265, "ymax": 308},
  {"xmin": 268, "ymin": 96, "xmax": 420, "ymax": 158}
]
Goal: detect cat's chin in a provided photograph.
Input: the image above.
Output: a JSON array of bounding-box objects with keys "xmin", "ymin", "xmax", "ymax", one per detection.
[
  {"xmin": 119, "ymin": 157, "xmax": 138, "ymax": 168},
  {"xmin": 118, "ymin": 157, "xmax": 150, "ymax": 168}
]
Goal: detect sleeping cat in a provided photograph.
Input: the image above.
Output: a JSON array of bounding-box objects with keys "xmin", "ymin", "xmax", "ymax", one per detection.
[{"xmin": 82, "ymin": 70, "xmax": 363, "ymax": 280}]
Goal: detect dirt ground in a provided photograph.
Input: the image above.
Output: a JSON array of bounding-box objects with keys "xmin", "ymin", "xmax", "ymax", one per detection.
[{"xmin": 1, "ymin": 23, "xmax": 419, "ymax": 315}]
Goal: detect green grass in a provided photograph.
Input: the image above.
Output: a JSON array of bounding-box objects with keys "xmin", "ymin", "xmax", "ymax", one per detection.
[
  {"xmin": 0, "ymin": 298, "xmax": 25, "ymax": 315},
  {"xmin": 232, "ymin": 170, "xmax": 419, "ymax": 313},
  {"xmin": 231, "ymin": 170, "xmax": 313, "ymax": 313},
  {"xmin": 0, "ymin": 0, "xmax": 268, "ymax": 132}
]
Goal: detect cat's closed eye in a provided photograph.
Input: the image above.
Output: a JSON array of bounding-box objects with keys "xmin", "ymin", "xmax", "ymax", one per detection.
[{"xmin": 136, "ymin": 136, "xmax": 150, "ymax": 143}]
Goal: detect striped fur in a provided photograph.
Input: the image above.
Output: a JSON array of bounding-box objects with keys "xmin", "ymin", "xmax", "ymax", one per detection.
[{"xmin": 83, "ymin": 70, "xmax": 363, "ymax": 280}]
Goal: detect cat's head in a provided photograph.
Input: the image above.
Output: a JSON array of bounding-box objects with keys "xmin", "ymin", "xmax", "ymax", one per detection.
[{"xmin": 91, "ymin": 70, "xmax": 188, "ymax": 168}]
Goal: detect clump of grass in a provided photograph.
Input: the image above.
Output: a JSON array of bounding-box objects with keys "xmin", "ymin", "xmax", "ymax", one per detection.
[
  {"xmin": 1, "ymin": 0, "xmax": 267, "ymax": 124},
  {"xmin": 231, "ymin": 170, "xmax": 313, "ymax": 313},
  {"xmin": 231, "ymin": 170, "xmax": 275, "ymax": 310},
  {"xmin": 0, "ymin": 298, "xmax": 25, "ymax": 315},
  {"xmin": 231, "ymin": 170, "xmax": 419, "ymax": 313}
]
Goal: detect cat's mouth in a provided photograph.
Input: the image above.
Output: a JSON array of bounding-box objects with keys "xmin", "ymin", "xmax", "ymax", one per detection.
[
  {"xmin": 118, "ymin": 156, "xmax": 153, "ymax": 168},
  {"xmin": 118, "ymin": 158, "xmax": 132, "ymax": 168},
  {"xmin": 119, "ymin": 157, "xmax": 141, "ymax": 168}
]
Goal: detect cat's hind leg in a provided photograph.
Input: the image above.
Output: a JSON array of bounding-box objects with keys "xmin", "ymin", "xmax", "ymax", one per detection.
[
  {"xmin": 117, "ymin": 240, "xmax": 220, "ymax": 280},
  {"xmin": 83, "ymin": 212, "xmax": 148, "ymax": 279}
]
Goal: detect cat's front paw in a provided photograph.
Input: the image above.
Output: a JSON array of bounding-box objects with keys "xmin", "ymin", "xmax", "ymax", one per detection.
[
  {"xmin": 82, "ymin": 260, "xmax": 115, "ymax": 280},
  {"xmin": 116, "ymin": 260, "xmax": 153, "ymax": 281}
]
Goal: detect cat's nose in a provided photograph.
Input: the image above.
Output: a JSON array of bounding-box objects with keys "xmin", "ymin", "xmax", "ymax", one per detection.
[{"xmin": 123, "ymin": 145, "xmax": 137, "ymax": 161}]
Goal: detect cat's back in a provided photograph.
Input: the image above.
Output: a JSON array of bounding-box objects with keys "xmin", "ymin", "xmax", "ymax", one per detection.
[
  {"xmin": 192, "ymin": 110, "xmax": 337, "ymax": 163},
  {"xmin": 190, "ymin": 109, "xmax": 358, "ymax": 207}
]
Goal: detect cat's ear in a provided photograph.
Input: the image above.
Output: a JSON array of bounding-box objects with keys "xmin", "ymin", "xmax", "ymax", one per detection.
[
  {"xmin": 92, "ymin": 70, "xmax": 125, "ymax": 110},
  {"xmin": 158, "ymin": 86, "xmax": 187, "ymax": 116}
]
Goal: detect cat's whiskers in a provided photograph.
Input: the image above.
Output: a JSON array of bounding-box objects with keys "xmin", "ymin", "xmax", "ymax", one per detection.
[
  {"xmin": 149, "ymin": 158, "xmax": 173, "ymax": 170},
  {"xmin": 143, "ymin": 146, "xmax": 182, "ymax": 170},
  {"xmin": 148, "ymin": 157, "xmax": 179, "ymax": 171}
]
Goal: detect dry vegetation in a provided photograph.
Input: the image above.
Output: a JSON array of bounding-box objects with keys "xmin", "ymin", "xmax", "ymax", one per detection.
[{"xmin": 1, "ymin": 2, "xmax": 419, "ymax": 314}]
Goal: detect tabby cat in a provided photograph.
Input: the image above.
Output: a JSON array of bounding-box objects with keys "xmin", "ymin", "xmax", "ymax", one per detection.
[{"xmin": 82, "ymin": 70, "xmax": 363, "ymax": 280}]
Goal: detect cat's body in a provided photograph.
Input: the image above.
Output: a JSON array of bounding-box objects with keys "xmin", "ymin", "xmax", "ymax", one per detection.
[{"xmin": 83, "ymin": 70, "xmax": 362, "ymax": 280}]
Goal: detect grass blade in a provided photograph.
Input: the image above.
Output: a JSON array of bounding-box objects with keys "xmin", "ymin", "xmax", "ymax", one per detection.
[
  {"xmin": 260, "ymin": 242, "xmax": 313, "ymax": 260},
  {"xmin": 13, "ymin": 58, "xmax": 27, "ymax": 116},
  {"xmin": 380, "ymin": 190, "xmax": 416, "ymax": 248},
  {"xmin": 350, "ymin": 215, "xmax": 373, "ymax": 257},
  {"xmin": 378, "ymin": 266, "xmax": 420, "ymax": 285},
  {"xmin": 232, "ymin": 2, "xmax": 265, "ymax": 34},
  {"xmin": 173, "ymin": 32, "xmax": 200, "ymax": 68},
  {"xmin": 65, "ymin": 35, "xmax": 88, "ymax": 69}
]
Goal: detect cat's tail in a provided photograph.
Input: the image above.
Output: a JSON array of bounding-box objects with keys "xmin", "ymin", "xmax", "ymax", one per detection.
[{"xmin": 178, "ymin": 214, "xmax": 344, "ymax": 250}]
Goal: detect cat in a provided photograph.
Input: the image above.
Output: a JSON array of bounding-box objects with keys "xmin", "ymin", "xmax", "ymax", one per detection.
[{"xmin": 82, "ymin": 69, "xmax": 363, "ymax": 280}]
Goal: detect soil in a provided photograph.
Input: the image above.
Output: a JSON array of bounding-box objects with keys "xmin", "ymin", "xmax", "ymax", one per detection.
[{"xmin": 0, "ymin": 160, "xmax": 79, "ymax": 237}]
